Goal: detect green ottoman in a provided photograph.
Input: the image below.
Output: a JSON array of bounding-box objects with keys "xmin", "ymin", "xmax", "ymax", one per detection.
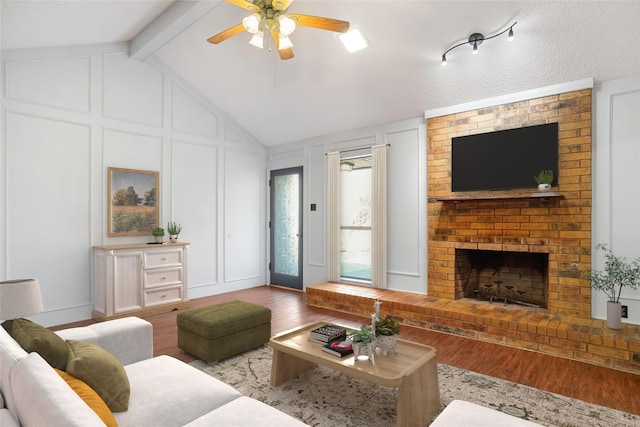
[{"xmin": 177, "ymin": 300, "xmax": 271, "ymax": 365}]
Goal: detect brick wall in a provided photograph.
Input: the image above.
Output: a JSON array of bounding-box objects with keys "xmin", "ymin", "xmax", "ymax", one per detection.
[{"xmin": 427, "ymin": 89, "xmax": 592, "ymax": 318}]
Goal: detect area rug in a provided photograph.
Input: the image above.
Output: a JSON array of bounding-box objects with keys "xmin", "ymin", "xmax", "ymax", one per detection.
[{"xmin": 190, "ymin": 345, "xmax": 639, "ymax": 427}]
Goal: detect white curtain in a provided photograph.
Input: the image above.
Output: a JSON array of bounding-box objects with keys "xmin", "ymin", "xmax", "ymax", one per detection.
[
  {"xmin": 327, "ymin": 152, "xmax": 341, "ymax": 282},
  {"xmin": 371, "ymin": 144, "xmax": 388, "ymax": 288}
]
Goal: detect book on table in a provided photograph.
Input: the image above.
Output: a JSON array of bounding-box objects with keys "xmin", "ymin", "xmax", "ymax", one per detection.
[
  {"xmin": 308, "ymin": 324, "xmax": 347, "ymax": 344},
  {"xmin": 321, "ymin": 338, "xmax": 353, "ymax": 358}
]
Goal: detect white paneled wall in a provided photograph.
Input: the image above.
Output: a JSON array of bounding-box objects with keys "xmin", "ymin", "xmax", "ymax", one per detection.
[
  {"xmin": 267, "ymin": 118, "xmax": 428, "ymax": 293},
  {"xmin": 1, "ymin": 44, "xmax": 266, "ymax": 326},
  {"xmin": 594, "ymin": 74, "xmax": 640, "ymax": 325}
]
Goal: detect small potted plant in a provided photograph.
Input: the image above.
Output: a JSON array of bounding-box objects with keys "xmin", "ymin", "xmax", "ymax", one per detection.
[
  {"xmin": 533, "ymin": 169, "xmax": 554, "ymax": 192},
  {"xmin": 347, "ymin": 325, "xmax": 375, "ymax": 361},
  {"xmin": 167, "ymin": 221, "xmax": 182, "ymax": 243},
  {"xmin": 152, "ymin": 227, "xmax": 165, "ymax": 243},
  {"xmin": 375, "ymin": 316, "xmax": 400, "ymax": 356},
  {"xmin": 590, "ymin": 243, "xmax": 640, "ymax": 329}
]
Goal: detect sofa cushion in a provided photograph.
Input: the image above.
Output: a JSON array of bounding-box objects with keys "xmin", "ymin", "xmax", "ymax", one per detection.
[
  {"xmin": 430, "ymin": 400, "xmax": 543, "ymax": 427},
  {"xmin": 115, "ymin": 355, "xmax": 241, "ymax": 427},
  {"xmin": 66, "ymin": 340, "xmax": 130, "ymax": 412},
  {"xmin": 184, "ymin": 396, "xmax": 308, "ymax": 427},
  {"xmin": 55, "ymin": 369, "xmax": 118, "ymax": 427},
  {"xmin": 0, "ymin": 326, "xmax": 28, "ymax": 421},
  {"xmin": 2, "ymin": 318, "xmax": 68, "ymax": 369},
  {"xmin": 0, "ymin": 409, "xmax": 19, "ymax": 427},
  {"xmin": 10, "ymin": 352, "xmax": 106, "ymax": 427}
]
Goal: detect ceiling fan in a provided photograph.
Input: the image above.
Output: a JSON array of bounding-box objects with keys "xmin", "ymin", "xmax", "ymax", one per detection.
[{"xmin": 207, "ymin": 0, "xmax": 350, "ymax": 60}]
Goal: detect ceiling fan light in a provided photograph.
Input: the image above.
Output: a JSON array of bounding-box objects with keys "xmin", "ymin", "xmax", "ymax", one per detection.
[
  {"xmin": 242, "ymin": 13, "xmax": 261, "ymax": 34},
  {"xmin": 278, "ymin": 34, "xmax": 294, "ymax": 50},
  {"xmin": 248, "ymin": 30, "xmax": 264, "ymax": 49},
  {"xmin": 278, "ymin": 15, "xmax": 296, "ymax": 36},
  {"xmin": 338, "ymin": 28, "xmax": 369, "ymax": 53}
]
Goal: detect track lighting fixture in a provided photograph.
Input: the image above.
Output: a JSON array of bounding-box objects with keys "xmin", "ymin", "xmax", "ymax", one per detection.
[{"xmin": 441, "ymin": 21, "xmax": 517, "ymax": 65}]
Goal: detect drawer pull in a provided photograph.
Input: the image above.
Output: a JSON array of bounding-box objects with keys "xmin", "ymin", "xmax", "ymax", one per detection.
[
  {"xmin": 161, "ymin": 257, "xmax": 167, "ymax": 261},
  {"xmin": 161, "ymin": 294, "xmax": 166, "ymax": 298},
  {"xmin": 161, "ymin": 276, "xmax": 167, "ymax": 280}
]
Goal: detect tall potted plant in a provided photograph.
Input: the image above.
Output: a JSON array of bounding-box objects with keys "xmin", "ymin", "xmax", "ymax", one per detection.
[
  {"xmin": 375, "ymin": 316, "xmax": 400, "ymax": 356},
  {"xmin": 590, "ymin": 243, "xmax": 640, "ymax": 329},
  {"xmin": 167, "ymin": 221, "xmax": 182, "ymax": 243}
]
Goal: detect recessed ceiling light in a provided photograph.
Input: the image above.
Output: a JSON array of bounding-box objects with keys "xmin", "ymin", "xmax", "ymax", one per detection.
[{"xmin": 338, "ymin": 28, "xmax": 369, "ymax": 53}]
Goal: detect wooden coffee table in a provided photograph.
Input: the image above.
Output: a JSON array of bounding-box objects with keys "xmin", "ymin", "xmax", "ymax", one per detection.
[{"xmin": 270, "ymin": 321, "xmax": 441, "ymax": 427}]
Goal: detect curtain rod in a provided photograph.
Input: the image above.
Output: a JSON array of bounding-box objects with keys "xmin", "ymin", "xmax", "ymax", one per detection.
[{"xmin": 325, "ymin": 143, "xmax": 390, "ymax": 155}]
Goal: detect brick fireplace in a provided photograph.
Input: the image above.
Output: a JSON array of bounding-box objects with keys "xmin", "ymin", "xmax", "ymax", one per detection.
[
  {"xmin": 308, "ymin": 87, "xmax": 640, "ymax": 373},
  {"xmin": 427, "ymin": 89, "xmax": 593, "ymax": 319}
]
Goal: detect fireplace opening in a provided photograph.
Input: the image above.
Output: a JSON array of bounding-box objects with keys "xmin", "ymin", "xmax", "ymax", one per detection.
[{"xmin": 455, "ymin": 249, "xmax": 548, "ymax": 310}]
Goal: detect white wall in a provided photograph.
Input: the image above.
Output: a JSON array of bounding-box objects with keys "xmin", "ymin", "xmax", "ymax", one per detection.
[
  {"xmin": 593, "ymin": 74, "xmax": 640, "ymax": 325},
  {"xmin": 267, "ymin": 118, "xmax": 428, "ymax": 293},
  {"xmin": 0, "ymin": 44, "xmax": 267, "ymax": 326}
]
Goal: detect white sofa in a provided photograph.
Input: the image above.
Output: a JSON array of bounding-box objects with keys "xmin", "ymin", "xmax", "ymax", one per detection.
[
  {"xmin": 430, "ymin": 400, "xmax": 543, "ymax": 426},
  {"xmin": 0, "ymin": 317, "xmax": 307, "ymax": 427}
]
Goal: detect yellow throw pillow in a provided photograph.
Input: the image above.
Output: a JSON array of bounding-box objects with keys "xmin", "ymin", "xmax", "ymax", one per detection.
[
  {"xmin": 55, "ymin": 369, "xmax": 119, "ymax": 427},
  {"xmin": 2, "ymin": 318, "xmax": 68, "ymax": 369},
  {"xmin": 65, "ymin": 340, "xmax": 130, "ymax": 412}
]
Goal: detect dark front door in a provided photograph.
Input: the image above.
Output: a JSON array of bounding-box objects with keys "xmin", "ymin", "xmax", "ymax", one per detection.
[{"xmin": 269, "ymin": 167, "xmax": 303, "ymax": 290}]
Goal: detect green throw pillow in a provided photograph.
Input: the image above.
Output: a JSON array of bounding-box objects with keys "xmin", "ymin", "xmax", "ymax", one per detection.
[
  {"xmin": 2, "ymin": 318, "xmax": 68, "ymax": 370},
  {"xmin": 66, "ymin": 340, "xmax": 130, "ymax": 412}
]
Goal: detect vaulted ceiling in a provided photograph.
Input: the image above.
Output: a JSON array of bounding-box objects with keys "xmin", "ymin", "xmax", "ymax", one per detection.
[{"xmin": 2, "ymin": 1, "xmax": 639, "ymax": 147}]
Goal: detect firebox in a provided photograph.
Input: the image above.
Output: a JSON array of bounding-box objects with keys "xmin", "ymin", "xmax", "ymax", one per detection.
[{"xmin": 455, "ymin": 249, "xmax": 548, "ymax": 310}]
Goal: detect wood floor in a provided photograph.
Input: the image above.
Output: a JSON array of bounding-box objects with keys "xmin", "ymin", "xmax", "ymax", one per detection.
[{"xmin": 54, "ymin": 285, "xmax": 640, "ymax": 416}]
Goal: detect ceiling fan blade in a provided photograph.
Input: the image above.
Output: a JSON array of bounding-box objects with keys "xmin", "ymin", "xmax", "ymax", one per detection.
[
  {"xmin": 289, "ymin": 14, "xmax": 350, "ymax": 33},
  {"xmin": 224, "ymin": 0, "xmax": 260, "ymax": 12},
  {"xmin": 272, "ymin": 0, "xmax": 294, "ymax": 11},
  {"xmin": 270, "ymin": 28, "xmax": 295, "ymax": 60},
  {"xmin": 207, "ymin": 23, "xmax": 245, "ymax": 44},
  {"xmin": 279, "ymin": 47, "xmax": 295, "ymax": 60}
]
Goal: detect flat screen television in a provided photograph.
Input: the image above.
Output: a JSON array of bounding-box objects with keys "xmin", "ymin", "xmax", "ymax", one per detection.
[{"xmin": 451, "ymin": 122, "xmax": 558, "ymax": 192}]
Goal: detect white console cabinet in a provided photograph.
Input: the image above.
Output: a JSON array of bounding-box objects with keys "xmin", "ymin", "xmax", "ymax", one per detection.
[{"xmin": 93, "ymin": 242, "xmax": 189, "ymax": 320}]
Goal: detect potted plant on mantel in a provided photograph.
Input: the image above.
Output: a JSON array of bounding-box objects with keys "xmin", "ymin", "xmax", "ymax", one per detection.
[
  {"xmin": 533, "ymin": 169, "xmax": 554, "ymax": 192},
  {"xmin": 590, "ymin": 243, "xmax": 640, "ymax": 329},
  {"xmin": 347, "ymin": 325, "xmax": 376, "ymax": 361},
  {"xmin": 375, "ymin": 316, "xmax": 400, "ymax": 356}
]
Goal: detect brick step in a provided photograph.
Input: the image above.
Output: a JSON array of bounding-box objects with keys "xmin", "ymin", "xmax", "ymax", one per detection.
[{"xmin": 306, "ymin": 282, "xmax": 640, "ymax": 374}]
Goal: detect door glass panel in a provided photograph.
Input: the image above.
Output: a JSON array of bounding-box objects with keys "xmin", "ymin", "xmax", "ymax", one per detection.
[{"xmin": 273, "ymin": 174, "xmax": 299, "ymax": 276}]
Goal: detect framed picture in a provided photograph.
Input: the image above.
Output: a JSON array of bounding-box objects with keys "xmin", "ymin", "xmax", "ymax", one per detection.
[{"xmin": 108, "ymin": 167, "xmax": 160, "ymax": 237}]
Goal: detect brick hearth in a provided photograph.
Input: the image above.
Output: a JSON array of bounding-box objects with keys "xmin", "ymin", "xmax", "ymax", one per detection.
[{"xmin": 306, "ymin": 282, "xmax": 640, "ymax": 374}]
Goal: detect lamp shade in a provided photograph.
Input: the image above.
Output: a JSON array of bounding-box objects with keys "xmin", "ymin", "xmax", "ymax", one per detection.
[{"xmin": 0, "ymin": 279, "xmax": 44, "ymax": 320}]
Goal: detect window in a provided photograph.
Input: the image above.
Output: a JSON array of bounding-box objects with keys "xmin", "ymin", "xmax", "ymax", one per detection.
[{"xmin": 340, "ymin": 156, "xmax": 371, "ymax": 282}]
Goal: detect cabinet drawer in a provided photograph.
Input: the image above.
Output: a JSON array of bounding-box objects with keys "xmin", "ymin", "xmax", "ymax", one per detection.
[
  {"xmin": 144, "ymin": 250, "xmax": 183, "ymax": 269},
  {"xmin": 144, "ymin": 286, "xmax": 183, "ymax": 307},
  {"xmin": 144, "ymin": 267, "xmax": 182, "ymax": 289}
]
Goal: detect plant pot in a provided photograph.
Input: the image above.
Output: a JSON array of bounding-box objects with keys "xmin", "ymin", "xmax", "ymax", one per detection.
[
  {"xmin": 375, "ymin": 334, "xmax": 398, "ymax": 356},
  {"xmin": 537, "ymin": 183, "xmax": 551, "ymax": 192},
  {"xmin": 606, "ymin": 301, "xmax": 622, "ymax": 330},
  {"xmin": 170, "ymin": 235, "xmax": 178, "ymax": 243},
  {"xmin": 352, "ymin": 342, "xmax": 374, "ymax": 361},
  {"xmin": 154, "ymin": 236, "xmax": 164, "ymax": 243}
]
